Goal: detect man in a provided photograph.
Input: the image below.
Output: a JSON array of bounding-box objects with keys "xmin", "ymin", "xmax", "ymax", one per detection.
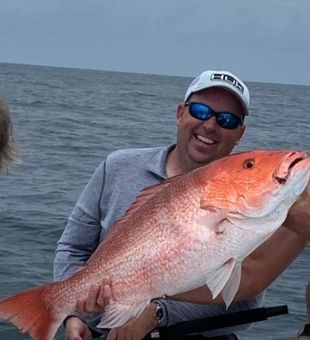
[
  {"xmin": 0, "ymin": 98, "xmax": 19, "ymax": 174},
  {"xmin": 54, "ymin": 70, "xmax": 310, "ymax": 340}
]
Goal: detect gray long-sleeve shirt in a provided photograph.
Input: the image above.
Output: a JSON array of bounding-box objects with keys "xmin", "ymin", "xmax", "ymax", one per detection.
[{"xmin": 53, "ymin": 145, "xmax": 264, "ymax": 336}]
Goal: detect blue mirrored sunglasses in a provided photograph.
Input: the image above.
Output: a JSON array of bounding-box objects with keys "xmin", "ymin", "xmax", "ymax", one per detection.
[{"xmin": 184, "ymin": 102, "xmax": 243, "ymax": 130}]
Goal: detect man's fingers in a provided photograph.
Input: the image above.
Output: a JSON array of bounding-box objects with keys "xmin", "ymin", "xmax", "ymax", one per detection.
[
  {"xmin": 76, "ymin": 299, "xmax": 86, "ymax": 314},
  {"xmin": 97, "ymin": 283, "xmax": 112, "ymax": 308},
  {"xmin": 84, "ymin": 284, "xmax": 100, "ymax": 313},
  {"xmin": 102, "ymin": 277, "xmax": 111, "ymax": 286},
  {"xmin": 77, "ymin": 278, "xmax": 112, "ymax": 314}
]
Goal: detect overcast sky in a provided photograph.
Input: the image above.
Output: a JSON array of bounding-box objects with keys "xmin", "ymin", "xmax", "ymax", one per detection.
[{"xmin": 0, "ymin": 0, "xmax": 309, "ymax": 85}]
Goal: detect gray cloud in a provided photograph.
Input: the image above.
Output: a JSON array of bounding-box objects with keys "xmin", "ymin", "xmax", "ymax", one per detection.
[{"xmin": 0, "ymin": 0, "xmax": 309, "ymax": 85}]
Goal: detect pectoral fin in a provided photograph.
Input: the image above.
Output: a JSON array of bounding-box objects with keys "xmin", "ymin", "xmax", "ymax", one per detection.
[
  {"xmin": 197, "ymin": 206, "xmax": 228, "ymax": 234},
  {"xmin": 221, "ymin": 261, "xmax": 242, "ymax": 307},
  {"xmin": 206, "ymin": 258, "xmax": 236, "ymax": 300}
]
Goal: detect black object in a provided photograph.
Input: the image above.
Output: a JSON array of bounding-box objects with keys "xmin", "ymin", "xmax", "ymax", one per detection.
[
  {"xmin": 145, "ymin": 305, "xmax": 288, "ymax": 339},
  {"xmin": 90, "ymin": 305, "xmax": 288, "ymax": 340},
  {"xmin": 298, "ymin": 323, "xmax": 310, "ymax": 336}
]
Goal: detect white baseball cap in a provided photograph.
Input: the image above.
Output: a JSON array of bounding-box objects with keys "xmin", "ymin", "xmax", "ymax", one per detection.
[{"xmin": 184, "ymin": 70, "xmax": 250, "ymax": 115}]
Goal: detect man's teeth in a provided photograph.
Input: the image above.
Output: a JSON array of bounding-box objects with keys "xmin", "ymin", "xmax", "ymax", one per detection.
[{"xmin": 196, "ymin": 134, "xmax": 216, "ymax": 145}]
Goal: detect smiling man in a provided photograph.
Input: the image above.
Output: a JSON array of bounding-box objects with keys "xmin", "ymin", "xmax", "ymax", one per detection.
[
  {"xmin": 54, "ymin": 70, "xmax": 310, "ymax": 340},
  {"xmin": 167, "ymin": 71, "xmax": 247, "ymax": 176}
]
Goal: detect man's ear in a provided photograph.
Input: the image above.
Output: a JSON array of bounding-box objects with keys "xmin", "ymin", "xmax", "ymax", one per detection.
[{"xmin": 176, "ymin": 103, "xmax": 186, "ymax": 126}]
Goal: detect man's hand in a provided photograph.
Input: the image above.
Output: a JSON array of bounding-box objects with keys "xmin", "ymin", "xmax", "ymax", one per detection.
[
  {"xmin": 65, "ymin": 278, "xmax": 112, "ymax": 339},
  {"xmin": 77, "ymin": 278, "xmax": 112, "ymax": 315},
  {"xmin": 283, "ymin": 181, "xmax": 310, "ymax": 239},
  {"xmin": 107, "ymin": 303, "xmax": 158, "ymax": 340},
  {"xmin": 65, "ymin": 316, "xmax": 92, "ymax": 340}
]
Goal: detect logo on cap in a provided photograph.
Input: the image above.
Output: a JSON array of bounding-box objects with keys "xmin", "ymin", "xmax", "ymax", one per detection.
[{"xmin": 210, "ymin": 73, "xmax": 244, "ymax": 94}]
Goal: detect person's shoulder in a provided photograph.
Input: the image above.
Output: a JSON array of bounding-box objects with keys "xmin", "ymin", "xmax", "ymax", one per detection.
[
  {"xmin": 92, "ymin": 146, "xmax": 166, "ymax": 175},
  {"xmin": 106, "ymin": 146, "xmax": 165, "ymax": 164}
]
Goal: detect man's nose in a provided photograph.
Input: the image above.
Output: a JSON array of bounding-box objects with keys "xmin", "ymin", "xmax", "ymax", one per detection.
[{"xmin": 202, "ymin": 115, "xmax": 218, "ymax": 129}]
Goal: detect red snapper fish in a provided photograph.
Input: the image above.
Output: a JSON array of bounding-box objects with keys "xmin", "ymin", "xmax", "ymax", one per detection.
[{"xmin": 0, "ymin": 150, "xmax": 310, "ymax": 340}]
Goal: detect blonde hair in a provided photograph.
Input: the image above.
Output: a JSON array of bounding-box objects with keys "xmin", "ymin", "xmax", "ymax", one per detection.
[{"xmin": 0, "ymin": 98, "xmax": 20, "ymax": 174}]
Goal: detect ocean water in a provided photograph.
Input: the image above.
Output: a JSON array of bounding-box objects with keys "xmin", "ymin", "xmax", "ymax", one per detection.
[{"xmin": 0, "ymin": 62, "xmax": 310, "ymax": 340}]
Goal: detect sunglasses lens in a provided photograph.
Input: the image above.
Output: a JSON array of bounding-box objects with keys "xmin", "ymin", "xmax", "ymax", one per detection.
[
  {"xmin": 188, "ymin": 103, "xmax": 213, "ymax": 120},
  {"xmin": 187, "ymin": 102, "xmax": 242, "ymax": 129},
  {"xmin": 216, "ymin": 113, "xmax": 242, "ymax": 129}
]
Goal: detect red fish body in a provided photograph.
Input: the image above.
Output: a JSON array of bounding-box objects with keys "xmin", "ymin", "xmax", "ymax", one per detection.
[{"xmin": 1, "ymin": 150, "xmax": 310, "ymax": 339}]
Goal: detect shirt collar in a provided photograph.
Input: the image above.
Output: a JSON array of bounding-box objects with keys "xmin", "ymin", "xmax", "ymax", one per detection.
[{"xmin": 146, "ymin": 144, "xmax": 176, "ymax": 180}]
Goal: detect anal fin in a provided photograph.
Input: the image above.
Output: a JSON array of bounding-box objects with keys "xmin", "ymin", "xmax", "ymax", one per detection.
[{"xmin": 97, "ymin": 300, "xmax": 150, "ymax": 329}]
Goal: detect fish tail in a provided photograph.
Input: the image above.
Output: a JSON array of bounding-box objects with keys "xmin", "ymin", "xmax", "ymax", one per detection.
[{"xmin": 0, "ymin": 282, "xmax": 66, "ymax": 340}]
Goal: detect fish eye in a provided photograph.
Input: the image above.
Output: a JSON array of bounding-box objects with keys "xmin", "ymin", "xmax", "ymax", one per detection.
[{"xmin": 243, "ymin": 159, "xmax": 255, "ymax": 169}]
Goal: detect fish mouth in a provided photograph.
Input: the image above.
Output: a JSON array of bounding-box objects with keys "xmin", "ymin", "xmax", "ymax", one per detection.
[{"xmin": 273, "ymin": 152, "xmax": 308, "ymax": 185}]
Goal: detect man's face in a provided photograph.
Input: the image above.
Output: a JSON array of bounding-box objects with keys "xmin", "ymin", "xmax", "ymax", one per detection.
[{"xmin": 176, "ymin": 87, "xmax": 246, "ymax": 171}]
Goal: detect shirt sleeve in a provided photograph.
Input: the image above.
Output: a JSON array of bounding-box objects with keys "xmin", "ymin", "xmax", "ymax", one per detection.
[{"xmin": 53, "ymin": 161, "xmax": 106, "ymax": 282}]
